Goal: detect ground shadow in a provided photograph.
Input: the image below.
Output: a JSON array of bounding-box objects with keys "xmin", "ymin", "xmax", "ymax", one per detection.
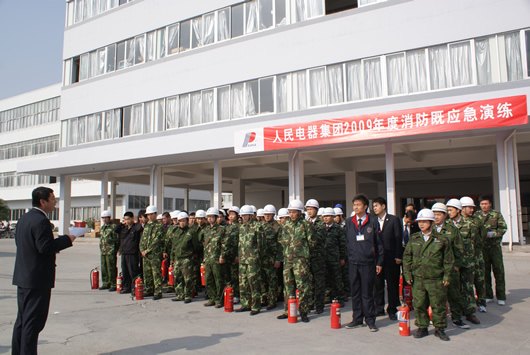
[
  {"xmin": 0, "ymin": 251, "xmax": 16, "ymax": 258},
  {"xmin": 99, "ymin": 332, "xmax": 243, "ymax": 354}
]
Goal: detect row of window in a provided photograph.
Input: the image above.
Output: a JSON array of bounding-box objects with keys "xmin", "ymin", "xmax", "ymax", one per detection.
[
  {"xmin": 0, "ymin": 173, "xmax": 56, "ymax": 188},
  {"xmin": 0, "ymin": 136, "xmax": 59, "ymax": 161},
  {"xmin": 0, "ymin": 97, "xmax": 60, "ymax": 134},
  {"xmin": 66, "ymin": 0, "xmax": 134, "ymax": 27},
  {"xmin": 63, "ymin": 0, "xmax": 383, "ymax": 85},
  {"xmin": 71, "ymin": 206, "xmax": 101, "ymax": 222},
  {"xmin": 61, "ymin": 30, "xmax": 530, "ymax": 147}
]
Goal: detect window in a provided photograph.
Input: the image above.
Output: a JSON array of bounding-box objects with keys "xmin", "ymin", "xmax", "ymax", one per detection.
[
  {"xmin": 106, "ymin": 44, "xmax": 116, "ymax": 72},
  {"xmin": 180, "ymin": 20, "xmax": 191, "ymax": 52},
  {"xmin": 166, "ymin": 96, "xmax": 178, "ymax": 130},
  {"xmin": 504, "ymin": 32, "xmax": 523, "ymax": 81},
  {"xmin": 246, "ymin": 80, "xmax": 258, "ymax": 116},
  {"xmin": 179, "ymin": 94, "xmax": 190, "ymax": 127},
  {"xmin": 203, "ymin": 13, "xmax": 215, "ymax": 45},
  {"xmin": 327, "ymin": 64, "xmax": 344, "ymax": 104},
  {"xmin": 259, "ymin": 77, "xmax": 274, "ymax": 113},
  {"xmin": 125, "ymin": 39, "xmax": 134, "ymax": 67},
  {"xmin": 203, "ymin": 89, "xmax": 215, "ymax": 123},
  {"xmin": 260, "ymin": 0, "xmax": 274, "ymax": 30},
  {"xmin": 190, "ymin": 91, "xmax": 202, "ymax": 125},
  {"xmin": 218, "ymin": 86, "xmax": 230, "ymax": 121},
  {"xmin": 449, "ymin": 41, "xmax": 474, "ymax": 87},
  {"xmin": 217, "ymin": 8, "xmax": 230, "ymax": 41},
  {"xmin": 168, "ymin": 24, "xmax": 180, "ymax": 55},
  {"xmin": 97, "ymin": 48, "xmax": 106, "ymax": 75},
  {"xmin": 231, "ymin": 83, "xmax": 245, "ymax": 118},
  {"xmin": 64, "ymin": 59, "xmax": 72, "ymax": 86},
  {"xmin": 144, "ymin": 101, "xmax": 154, "ymax": 134},
  {"xmin": 157, "ymin": 28, "xmax": 166, "ymax": 59},
  {"xmin": 292, "ymin": 71, "xmax": 308, "ymax": 111},
  {"xmin": 164, "ymin": 197, "xmax": 173, "ymax": 211},
  {"xmin": 276, "ymin": 74, "xmax": 291, "ymax": 112},
  {"xmin": 189, "ymin": 199, "xmax": 210, "ymax": 211},
  {"xmin": 406, "ymin": 49, "xmax": 428, "ymax": 93},
  {"xmin": 429, "ymin": 45, "xmax": 450, "ymax": 90},
  {"xmin": 526, "ymin": 30, "xmax": 530, "ymax": 77},
  {"xmin": 175, "ymin": 198, "xmax": 185, "ymax": 210},
  {"xmin": 117, "ymin": 41, "xmax": 126, "ymax": 70},
  {"xmin": 309, "ymin": 67, "xmax": 327, "ymax": 106},
  {"xmin": 191, "ymin": 17, "xmax": 203, "ymax": 48},
  {"xmin": 246, "ymin": 1, "xmax": 259, "ymax": 34},
  {"xmin": 386, "ymin": 53, "xmax": 406, "ymax": 96},
  {"xmin": 232, "ymin": 4, "xmax": 244, "ymax": 38},
  {"xmin": 294, "ymin": 0, "xmax": 324, "ymax": 23},
  {"xmin": 80, "ymin": 53, "xmax": 89, "ymax": 80},
  {"xmin": 325, "ymin": 0, "xmax": 357, "ymax": 15},
  {"xmin": 122, "ymin": 106, "xmax": 132, "ymax": 136},
  {"xmin": 146, "ymin": 31, "xmax": 156, "ymax": 62},
  {"xmin": 128, "ymin": 195, "xmax": 149, "ymax": 209},
  {"xmin": 275, "ymin": 0, "xmax": 287, "ymax": 26},
  {"xmin": 134, "ymin": 34, "xmax": 145, "ymax": 65}
]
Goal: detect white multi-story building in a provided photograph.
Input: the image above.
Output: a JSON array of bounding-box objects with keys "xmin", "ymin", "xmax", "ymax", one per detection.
[{"xmin": 11, "ymin": 0, "xmax": 530, "ymax": 244}]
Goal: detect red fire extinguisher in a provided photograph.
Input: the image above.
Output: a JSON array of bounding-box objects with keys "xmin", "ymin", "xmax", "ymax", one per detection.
[
  {"xmin": 296, "ymin": 289, "xmax": 300, "ymax": 309},
  {"xmin": 403, "ymin": 285, "xmax": 413, "ymax": 310},
  {"xmin": 200, "ymin": 263, "xmax": 206, "ymax": 286},
  {"xmin": 399, "ymin": 275, "xmax": 404, "ymax": 298},
  {"xmin": 428, "ymin": 305, "xmax": 433, "ymax": 321},
  {"xmin": 161, "ymin": 258, "xmax": 169, "ymax": 278},
  {"xmin": 224, "ymin": 285, "xmax": 234, "ymax": 312},
  {"xmin": 90, "ymin": 267, "xmax": 99, "ymax": 290},
  {"xmin": 288, "ymin": 296, "xmax": 298, "ymax": 323},
  {"xmin": 168, "ymin": 264, "xmax": 175, "ymax": 286},
  {"xmin": 135, "ymin": 276, "xmax": 144, "ymax": 300},
  {"xmin": 331, "ymin": 299, "xmax": 341, "ymax": 329},
  {"xmin": 116, "ymin": 272, "xmax": 123, "ymax": 293},
  {"xmin": 398, "ymin": 303, "xmax": 410, "ymax": 336}
]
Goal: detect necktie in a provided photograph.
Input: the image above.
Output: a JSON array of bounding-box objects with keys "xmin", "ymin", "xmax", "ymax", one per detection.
[
  {"xmin": 358, "ymin": 219, "xmax": 362, "ymax": 231},
  {"xmin": 403, "ymin": 226, "xmax": 409, "ymax": 245}
]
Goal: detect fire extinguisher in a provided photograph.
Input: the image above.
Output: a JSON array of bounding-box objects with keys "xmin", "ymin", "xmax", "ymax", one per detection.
[
  {"xmin": 288, "ymin": 296, "xmax": 298, "ymax": 323},
  {"xmin": 403, "ymin": 285, "xmax": 413, "ymax": 310},
  {"xmin": 200, "ymin": 263, "xmax": 206, "ymax": 286},
  {"xmin": 116, "ymin": 272, "xmax": 123, "ymax": 293},
  {"xmin": 168, "ymin": 264, "xmax": 175, "ymax": 286},
  {"xmin": 134, "ymin": 275, "xmax": 144, "ymax": 300},
  {"xmin": 399, "ymin": 275, "xmax": 404, "ymax": 298},
  {"xmin": 90, "ymin": 267, "xmax": 99, "ymax": 290},
  {"xmin": 296, "ymin": 289, "xmax": 300, "ymax": 309},
  {"xmin": 331, "ymin": 299, "xmax": 341, "ymax": 329},
  {"xmin": 224, "ymin": 285, "xmax": 234, "ymax": 312},
  {"xmin": 398, "ymin": 303, "xmax": 410, "ymax": 336},
  {"xmin": 161, "ymin": 258, "xmax": 169, "ymax": 278}
]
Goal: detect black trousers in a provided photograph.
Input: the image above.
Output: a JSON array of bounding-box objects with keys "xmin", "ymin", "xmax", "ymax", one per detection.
[
  {"xmin": 12, "ymin": 287, "xmax": 51, "ymax": 355},
  {"xmin": 349, "ymin": 263, "xmax": 376, "ymax": 326},
  {"xmin": 121, "ymin": 253, "xmax": 141, "ymax": 290},
  {"xmin": 374, "ymin": 262, "xmax": 401, "ymax": 315}
]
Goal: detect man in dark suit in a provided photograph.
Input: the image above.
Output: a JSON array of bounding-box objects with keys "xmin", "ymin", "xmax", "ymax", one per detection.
[
  {"xmin": 12, "ymin": 187, "xmax": 75, "ymax": 355},
  {"xmin": 402, "ymin": 210, "xmax": 419, "ymax": 247},
  {"xmin": 372, "ymin": 197, "xmax": 403, "ymax": 320}
]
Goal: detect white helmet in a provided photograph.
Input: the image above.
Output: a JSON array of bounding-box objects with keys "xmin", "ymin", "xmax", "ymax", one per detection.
[
  {"xmin": 257, "ymin": 208, "xmax": 265, "ymax": 217},
  {"xmin": 219, "ymin": 209, "xmax": 227, "ymax": 216},
  {"xmin": 431, "ymin": 203, "xmax": 447, "ymax": 213},
  {"xmin": 228, "ymin": 206, "xmax": 240, "ymax": 214},
  {"xmin": 101, "ymin": 210, "xmax": 111, "ymax": 218},
  {"xmin": 170, "ymin": 210, "xmax": 179, "ymax": 219},
  {"xmin": 263, "ymin": 204, "xmax": 276, "ymax": 215},
  {"xmin": 278, "ymin": 208, "xmax": 289, "ymax": 218},
  {"xmin": 460, "ymin": 196, "xmax": 475, "ymax": 207},
  {"xmin": 334, "ymin": 207, "xmax": 343, "ymax": 216},
  {"xmin": 274, "ymin": 215, "xmax": 280, "ymax": 221},
  {"xmin": 250, "ymin": 205, "xmax": 257, "ymax": 213},
  {"xmin": 177, "ymin": 212, "xmax": 189, "ymax": 220},
  {"xmin": 195, "ymin": 209, "xmax": 206, "ymax": 218},
  {"xmin": 288, "ymin": 199, "xmax": 304, "ymax": 211},
  {"xmin": 206, "ymin": 207, "xmax": 219, "ymax": 216},
  {"xmin": 305, "ymin": 199, "xmax": 319, "ymax": 209},
  {"xmin": 446, "ymin": 199, "xmax": 462, "ymax": 210},
  {"xmin": 322, "ymin": 207, "xmax": 335, "ymax": 216},
  {"xmin": 145, "ymin": 205, "xmax": 157, "ymax": 214},
  {"xmin": 156, "ymin": 214, "xmax": 163, "ymax": 220},
  {"xmin": 317, "ymin": 207, "xmax": 324, "ymax": 216},
  {"xmin": 350, "ymin": 211, "xmax": 355, "ymax": 217},
  {"xmin": 417, "ymin": 209, "xmax": 435, "ymax": 221},
  {"xmin": 240, "ymin": 205, "xmax": 254, "ymax": 215}
]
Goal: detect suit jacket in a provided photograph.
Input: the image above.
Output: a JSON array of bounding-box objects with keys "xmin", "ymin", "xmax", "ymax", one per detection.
[
  {"xmin": 345, "ymin": 215, "xmax": 384, "ymax": 266},
  {"xmin": 379, "ymin": 214, "xmax": 403, "ymax": 266},
  {"xmin": 12, "ymin": 208, "xmax": 73, "ymax": 289}
]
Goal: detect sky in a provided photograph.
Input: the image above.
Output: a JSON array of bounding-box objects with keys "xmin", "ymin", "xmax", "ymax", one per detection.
[{"xmin": 0, "ymin": 0, "xmax": 66, "ymax": 100}]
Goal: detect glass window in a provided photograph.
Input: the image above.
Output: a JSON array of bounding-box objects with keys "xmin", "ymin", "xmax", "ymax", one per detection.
[
  {"xmin": 88, "ymin": 51, "xmax": 97, "ymax": 78},
  {"xmin": 64, "ymin": 59, "xmax": 72, "ymax": 86},
  {"xmin": 327, "ymin": 64, "xmax": 344, "ymax": 104},
  {"xmin": 363, "ymin": 58, "xmax": 382, "ymax": 98},
  {"xmin": 66, "ymin": 1, "xmax": 75, "ymax": 26},
  {"xmin": 61, "ymin": 120, "xmax": 68, "ymax": 147},
  {"xmin": 294, "ymin": 0, "xmax": 324, "ymax": 23},
  {"xmin": 75, "ymin": 0, "xmax": 84, "ymax": 23},
  {"xmin": 79, "ymin": 53, "xmax": 89, "ymax": 80},
  {"xmin": 203, "ymin": 13, "xmax": 215, "ymax": 46},
  {"xmin": 97, "ymin": 48, "xmax": 106, "ymax": 75},
  {"xmin": 168, "ymin": 24, "xmax": 180, "ymax": 55},
  {"xmin": 232, "ymin": 4, "xmax": 244, "ymax": 38},
  {"xmin": 122, "ymin": 106, "xmax": 132, "ymax": 136},
  {"xmin": 260, "ymin": 0, "xmax": 274, "ymax": 30},
  {"xmin": 134, "ymin": 34, "xmax": 145, "ymax": 65},
  {"xmin": 179, "ymin": 94, "xmax": 190, "ymax": 127},
  {"xmin": 276, "ymin": 73, "xmax": 290, "ymax": 112},
  {"xmin": 387, "ymin": 53, "xmax": 406, "ymax": 95},
  {"xmin": 164, "ymin": 198, "xmax": 173, "ymax": 211},
  {"xmin": 203, "ymin": 89, "xmax": 215, "ymax": 123},
  {"xmin": 166, "ymin": 96, "xmax": 178, "ymax": 130},
  {"xmin": 275, "ymin": 0, "xmax": 287, "ymax": 26},
  {"xmin": 246, "ymin": 1, "xmax": 259, "ymax": 34},
  {"xmin": 504, "ymin": 31, "xmax": 523, "ymax": 81},
  {"xmin": 78, "ymin": 116, "xmax": 86, "ymax": 144},
  {"xmin": 155, "ymin": 99, "xmax": 165, "ymax": 132},
  {"xmin": 217, "ymin": 8, "xmax": 230, "ymax": 41},
  {"xmin": 157, "ymin": 28, "xmax": 166, "ymax": 59},
  {"xmin": 246, "ymin": 80, "xmax": 258, "ymax": 116},
  {"xmin": 144, "ymin": 101, "xmax": 154, "ymax": 133},
  {"xmin": 449, "ymin": 41, "xmax": 473, "ymax": 87},
  {"xmin": 231, "ymin": 83, "xmax": 245, "ymax": 119},
  {"xmin": 106, "ymin": 44, "xmax": 116, "ymax": 72},
  {"xmin": 429, "ymin": 45, "xmax": 450, "ymax": 90},
  {"xmin": 293, "ymin": 71, "xmax": 307, "ymax": 110},
  {"xmin": 309, "ymin": 67, "xmax": 327, "ymax": 106},
  {"xmin": 125, "ymin": 39, "xmax": 134, "ymax": 67},
  {"xmin": 475, "ymin": 37, "xmax": 492, "ymax": 85},
  {"xmin": 406, "ymin": 49, "xmax": 428, "ymax": 92},
  {"xmin": 192, "ymin": 17, "xmax": 203, "ymax": 48},
  {"xmin": 190, "ymin": 91, "xmax": 202, "ymax": 125},
  {"xmin": 131, "ymin": 104, "xmax": 142, "ymax": 135},
  {"xmin": 146, "ymin": 31, "xmax": 156, "ymax": 62},
  {"xmin": 180, "ymin": 20, "xmax": 191, "ymax": 52},
  {"xmin": 259, "ymin": 77, "xmax": 274, "ymax": 113},
  {"xmin": 526, "ymin": 30, "xmax": 530, "ymax": 77},
  {"xmin": 217, "ymin": 86, "xmax": 230, "ymax": 121},
  {"xmin": 117, "ymin": 41, "xmax": 126, "ymax": 70}
]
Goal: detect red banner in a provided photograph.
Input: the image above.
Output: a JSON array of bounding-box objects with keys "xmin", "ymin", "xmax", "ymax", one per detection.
[{"xmin": 263, "ymin": 95, "xmax": 528, "ymax": 151}]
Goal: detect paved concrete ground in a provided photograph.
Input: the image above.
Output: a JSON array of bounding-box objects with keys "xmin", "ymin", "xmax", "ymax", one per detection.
[{"xmin": 1, "ymin": 238, "xmax": 529, "ymax": 355}]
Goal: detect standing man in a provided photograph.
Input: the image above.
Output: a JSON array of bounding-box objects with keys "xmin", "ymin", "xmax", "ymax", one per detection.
[
  {"xmin": 115, "ymin": 211, "xmax": 143, "ymax": 294},
  {"xmin": 140, "ymin": 205, "xmax": 165, "ymax": 300},
  {"xmin": 99, "ymin": 210, "xmax": 120, "ymax": 291},
  {"xmin": 305, "ymin": 199, "xmax": 326, "ymax": 314},
  {"xmin": 402, "ymin": 210, "xmax": 419, "ymax": 247},
  {"xmin": 202, "ymin": 207, "xmax": 225, "ymax": 308},
  {"xmin": 475, "ymin": 194, "xmax": 507, "ymax": 305},
  {"xmin": 12, "ymin": 187, "xmax": 76, "ymax": 355},
  {"xmin": 372, "ymin": 197, "xmax": 403, "ymax": 321},
  {"xmin": 222, "ymin": 206, "xmax": 241, "ymax": 303},
  {"xmin": 345, "ymin": 194, "xmax": 383, "ymax": 332},
  {"xmin": 321, "ymin": 208, "xmax": 345, "ymax": 306},
  {"xmin": 261, "ymin": 204, "xmax": 282, "ymax": 310}
]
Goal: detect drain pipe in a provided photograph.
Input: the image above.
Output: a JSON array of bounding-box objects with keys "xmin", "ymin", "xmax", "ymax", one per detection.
[{"xmin": 504, "ymin": 130, "xmax": 516, "ymax": 252}]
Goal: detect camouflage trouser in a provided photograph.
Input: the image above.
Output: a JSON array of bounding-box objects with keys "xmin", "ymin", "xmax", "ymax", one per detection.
[
  {"xmin": 309, "ymin": 256, "xmax": 326, "ymax": 310},
  {"xmin": 101, "ymin": 254, "xmax": 117, "ymax": 288},
  {"xmin": 260, "ymin": 257, "xmax": 279, "ymax": 306},
  {"xmin": 341, "ymin": 258, "xmax": 351, "ymax": 299},
  {"xmin": 483, "ymin": 244, "xmax": 506, "ymax": 300},
  {"xmin": 175, "ymin": 257, "xmax": 194, "ymax": 300},
  {"xmin": 205, "ymin": 261, "xmax": 223, "ymax": 304},
  {"xmin": 239, "ymin": 263, "xmax": 261, "ymax": 311},
  {"xmin": 192, "ymin": 257, "xmax": 201, "ymax": 291},
  {"xmin": 229, "ymin": 260, "xmax": 240, "ymax": 298},
  {"xmin": 325, "ymin": 257, "xmax": 343, "ymax": 302},
  {"xmin": 412, "ymin": 278, "xmax": 448, "ymax": 329},
  {"xmin": 474, "ymin": 252, "xmax": 486, "ymax": 307},
  {"xmin": 447, "ymin": 268, "xmax": 463, "ymax": 319},
  {"xmin": 283, "ymin": 259, "xmax": 311, "ymax": 315},
  {"xmin": 143, "ymin": 256, "xmax": 162, "ymax": 296},
  {"xmin": 460, "ymin": 266, "xmax": 476, "ymax": 316}
]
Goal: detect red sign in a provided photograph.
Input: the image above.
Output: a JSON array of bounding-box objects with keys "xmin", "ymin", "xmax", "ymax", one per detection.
[{"xmin": 263, "ymin": 95, "xmax": 528, "ymax": 151}]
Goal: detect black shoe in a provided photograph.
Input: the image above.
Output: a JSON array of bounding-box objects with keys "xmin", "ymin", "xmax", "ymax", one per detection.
[
  {"xmin": 434, "ymin": 328, "xmax": 450, "ymax": 341},
  {"xmin": 184, "ymin": 299, "xmax": 192, "ymax": 304},
  {"xmin": 345, "ymin": 321, "xmax": 365, "ymax": 329},
  {"xmin": 375, "ymin": 310, "xmax": 385, "ymax": 317},
  {"xmin": 315, "ymin": 307, "xmax": 324, "ymax": 314},
  {"xmin": 215, "ymin": 303, "xmax": 223, "ymax": 308},
  {"xmin": 153, "ymin": 294, "xmax": 162, "ymax": 300},
  {"xmin": 414, "ymin": 328, "xmax": 429, "ymax": 338},
  {"xmin": 98, "ymin": 286, "xmax": 110, "ymax": 290},
  {"xmin": 108, "ymin": 288, "xmax": 116, "ymax": 292},
  {"xmin": 120, "ymin": 289, "xmax": 131, "ymax": 294},
  {"xmin": 250, "ymin": 310, "xmax": 260, "ymax": 316},
  {"xmin": 235, "ymin": 307, "xmax": 250, "ymax": 312},
  {"xmin": 301, "ymin": 313, "xmax": 309, "ymax": 323},
  {"xmin": 388, "ymin": 313, "xmax": 397, "ymax": 321},
  {"xmin": 144, "ymin": 292, "xmax": 154, "ymax": 297},
  {"xmin": 277, "ymin": 314, "xmax": 288, "ymax": 319},
  {"xmin": 368, "ymin": 324, "xmax": 379, "ymax": 332},
  {"xmin": 172, "ymin": 297, "xmax": 183, "ymax": 302},
  {"xmin": 266, "ymin": 304, "xmax": 277, "ymax": 311}
]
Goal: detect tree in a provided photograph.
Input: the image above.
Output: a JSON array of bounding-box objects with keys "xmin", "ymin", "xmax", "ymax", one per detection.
[{"xmin": 0, "ymin": 198, "xmax": 10, "ymax": 221}]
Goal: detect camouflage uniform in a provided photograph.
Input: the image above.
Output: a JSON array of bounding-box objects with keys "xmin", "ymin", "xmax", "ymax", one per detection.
[
  {"xmin": 261, "ymin": 219, "xmax": 282, "ymax": 307},
  {"xmin": 238, "ymin": 219, "xmax": 264, "ymax": 311},
  {"xmin": 278, "ymin": 216, "xmax": 316, "ymax": 315},
  {"xmin": 140, "ymin": 221, "xmax": 165, "ymax": 296},
  {"xmin": 471, "ymin": 215, "xmax": 487, "ymax": 307},
  {"xmin": 339, "ymin": 226, "xmax": 350, "ymax": 300},
  {"xmin": 308, "ymin": 218, "xmax": 326, "ymax": 311},
  {"xmin": 323, "ymin": 222, "xmax": 345, "ymax": 302},
  {"xmin": 191, "ymin": 224, "xmax": 204, "ymax": 292},
  {"xmin": 436, "ymin": 220, "xmax": 464, "ymax": 320},
  {"xmin": 164, "ymin": 225, "xmax": 180, "ymax": 293},
  {"xmin": 451, "ymin": 216, "xmax": 478, "ymax": 316},
  {"xmin": 168, "ymin": 226, "xmax": 199, "ymax": 301},
  {"xmin": 474, "ymin": 209, "xmax": 507, "ymax": 301},
  {"xmin": 403, "ymin": 230, "xmax": 454, "ymax": 330},
  {"xmin": 221, "ymin": 222, "xmax": 240, "ymax": 298},
  {"xmin": 202, "ymin": 223, "xmax": 225, "ymax": 304},
  {"xmin": 100, "ymin": 223, "xmax": 119, "ymax": 288}
]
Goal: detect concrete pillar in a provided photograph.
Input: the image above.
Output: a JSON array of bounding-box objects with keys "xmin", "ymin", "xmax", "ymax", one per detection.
[
  {"xmin": 385, "ymin": 143, "xmax": 396, "ymax": 215},
  {"xmin": 110, "ymin": 179, "xmax": 117, "ymax": 218},
  {"xmin": 232, "ymin": 178, "xmax": 245, "ymax": 206},
  {"xmin": 345, "ymin": 170, "xmax": 358, "ymax": 218},
  {"xmin": 150, "ymin": 165, "xmax": 164, "ymax": 213},
  {"xmin": 492, "ymin": 162, "xmax": 500, "ymax": 211},
  {"xmin": 288, "ymin": 150, "xmax": 304, "ymax": 202},
  {"xmin": 101, "ymin": 172, "xmax": 108, "ymax": 214},
  {"xmin": 184, "ymin": 187, "xmax": 189, "ymax": 211},
  {"xmin": 212, "ymin": 160, "xmax": 222, "ymax": 209},
  {"xmin": 58, "ymin": 175, "xmax": 72, "ymax": 235}
]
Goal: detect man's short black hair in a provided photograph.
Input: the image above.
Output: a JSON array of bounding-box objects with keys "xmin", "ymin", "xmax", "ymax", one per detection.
[
  {"xmin": 189, "ymin": 212, "xmax": 195, "ymax": 217},
  {"xmin": 404, "ymin": 210, "xmax": 417, "ymax": 220},
  {"xmin": 138, "ymin": 209, "xmax": 146, "ymax": 218},
  {"xmin": 124, "ymin": 211, "xmax": 134, "ymax": 218},
  {"xmin": 373, "ymin": 197, "xmax": 387, "ymax": 208},
  {"xmin": 181, "ymin": 210, "xmax": 188, "ymax": 214},
  {"xmin": 352, "ymin": 193, "xmax": 369, "ymax": 207},
  {"xmin": 406, "ymin": 203, "xmax": 416, "ymax": 210},
  {"xmin": 32, "ymin": 187, "xmax": 54, "ymax": 207},
  {"xmin": 478, "ymin": 194, "xmax": 493, "ymax": 204},
  {"xmin": 162, "ymin": 212, "xmax": 171, "ymax": 218}
]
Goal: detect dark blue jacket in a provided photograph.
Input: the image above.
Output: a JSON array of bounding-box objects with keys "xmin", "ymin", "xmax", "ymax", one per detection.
[{"xmin": 345, "ymin": 215, "xmax": 384, "ymax": 266}]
